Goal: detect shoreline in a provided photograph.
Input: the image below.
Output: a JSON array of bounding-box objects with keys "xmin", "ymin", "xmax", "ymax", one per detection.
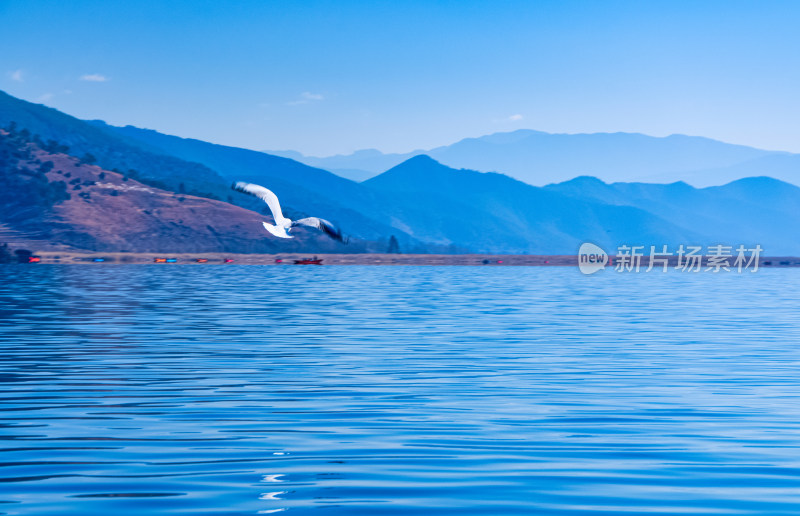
[{"xmin": 21, "ymin": 252, "xmax": 800, "ymax": 267}]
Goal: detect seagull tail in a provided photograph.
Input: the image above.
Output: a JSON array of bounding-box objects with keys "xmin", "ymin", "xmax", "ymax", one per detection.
[{"xmin": 262, "ymin": 221, "xmax": 293, "ymax": 239}]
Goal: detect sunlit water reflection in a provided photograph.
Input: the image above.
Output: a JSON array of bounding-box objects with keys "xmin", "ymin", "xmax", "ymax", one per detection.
[{"xmin": 1, "ymin": 265, "xmax": 800, "ymax": 515}]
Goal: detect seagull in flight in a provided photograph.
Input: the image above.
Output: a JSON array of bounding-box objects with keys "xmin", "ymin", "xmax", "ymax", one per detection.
[{"xmin": 232, "ymin": 181, "xmax": 347, "ymax": 243}]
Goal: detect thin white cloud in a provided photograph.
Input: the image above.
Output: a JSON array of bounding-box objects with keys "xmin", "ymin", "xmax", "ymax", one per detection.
[
  {"xmin": 9, "ymin": 69, "xmax": 23, "ymax": 82},
  {"xmin": 492, "ymin": 113, "xmax": 525, "ymax": 124},
  {"xmin": 301, "ymin": 92, "xmax": 323, "ymax": 101},
  {"xmin": 36, "ymin": 93, "xmax": 54, "ymax": 103},
  {"xmin": 287, "ymin": 91, "xmax": 324, "ymax": 105},
  {"xmin": 80, "ymin": 73, "xmax": 109, "ymax": 82}
]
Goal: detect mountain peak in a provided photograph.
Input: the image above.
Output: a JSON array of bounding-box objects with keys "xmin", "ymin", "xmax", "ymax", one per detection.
[
  {"xmin": 351, "ymin": 148, "xmax": 385, "ymax": 158},
  {"xmin": 554, "ymin": 175, "xmax": 608, "ymax": 187},
  {"xmin": 399, "ymin": 154, "xmax": 441, "ymax": 166},
  {"xmin": 376, "ymin": 154, "xmax": 448, "ymax": 176},
  {"xmin": 724, "ymin": 175, "xmax": 789, "ymax": 187},
  {"xmin": 364, "ymin": 154, "xmax": 466, "ymax": 191}
]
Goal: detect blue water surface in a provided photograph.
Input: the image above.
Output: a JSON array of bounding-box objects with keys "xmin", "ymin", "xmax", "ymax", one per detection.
[{"xmin": 1, "ymin": 265, "xmax": 799, "ymax": 515}]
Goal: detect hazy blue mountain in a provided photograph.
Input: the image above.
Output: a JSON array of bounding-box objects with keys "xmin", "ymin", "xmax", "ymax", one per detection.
[
  {"xmin": 641, "ymin": 153, "xmax": 800, "ymax": 187},
  {"xmin": 429, "ymin": 131, "xmax": 782, "ymax": 185},
  {"xmin": 266, "ymin": 148, "xmax": 411, "ymax": 182},
  {"xmin": 362, "ymin": 156, "xmax": 704, "ymax": 254},
  {"xmin": 281, "ymin": 129, "xmax": 796, "ymax": 187},
  {"xmin": 546, "ymin": 175, "xmax": 800, "ymax": 255}
]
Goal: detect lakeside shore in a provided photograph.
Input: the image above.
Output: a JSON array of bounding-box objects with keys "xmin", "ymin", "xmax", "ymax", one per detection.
[{"xmin": 23, "ymin": 252, "xmax": 800, "ymax": 267}]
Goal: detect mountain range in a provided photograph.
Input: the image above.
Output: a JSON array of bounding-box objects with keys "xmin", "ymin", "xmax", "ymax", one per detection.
[
  {"xmin": 2, "ymin": 90, "xmax": 799, "ymax": 255},
  {"xmin": 269, "ymin": 129, "xmax": 800, "ymax": 187},
  {"xmin": 0, "ymin": 126, "xmax": 347, "ymax": 253}
]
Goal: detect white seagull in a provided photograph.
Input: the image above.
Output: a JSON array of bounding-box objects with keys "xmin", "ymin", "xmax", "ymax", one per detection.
[{"xmin": 232, "ymin": 181, "xmax": 347, "ymax": 243}]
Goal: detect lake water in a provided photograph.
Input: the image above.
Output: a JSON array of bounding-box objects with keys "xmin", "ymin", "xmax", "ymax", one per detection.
[{"xmin": 1, "ymin": 265, "xmax": 800, "ymax": 515}]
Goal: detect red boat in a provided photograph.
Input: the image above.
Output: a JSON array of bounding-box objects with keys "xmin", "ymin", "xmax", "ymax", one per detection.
[{"xmin": 294, "ymin": 257, "xmax": 323, "ymax": 265}]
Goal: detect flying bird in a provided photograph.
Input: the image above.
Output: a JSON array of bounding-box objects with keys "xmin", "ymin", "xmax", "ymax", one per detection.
[{"xmin": 232, "ymin": 181, "xmax": 347, "ymax": 243}]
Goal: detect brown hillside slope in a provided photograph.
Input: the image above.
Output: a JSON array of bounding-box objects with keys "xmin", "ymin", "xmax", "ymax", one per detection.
[{"xmin": 0, "ymin": 131, "xmax": 345, "ymax": 253}]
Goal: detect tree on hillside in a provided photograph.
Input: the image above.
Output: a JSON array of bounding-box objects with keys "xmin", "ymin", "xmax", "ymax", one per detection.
[
  {"xmin": 387, "ymin": 235, "xmax": 401, "ymax": 254},
  {"xmin": 0, "ymin": 243, "xmax": 14, "ymax": 264},
  {"xmin": 13, "ymin": 249, "xmax": 32, "ymax": 263},
  {"xmin": 39, "ymin": 161, "xmax": 54, "ymax": 174}
]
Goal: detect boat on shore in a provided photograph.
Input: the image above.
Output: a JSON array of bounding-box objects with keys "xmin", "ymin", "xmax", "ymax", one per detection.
[{"xmin": 294, "ymin": 257, "xmax": 323, "ymax": 265}]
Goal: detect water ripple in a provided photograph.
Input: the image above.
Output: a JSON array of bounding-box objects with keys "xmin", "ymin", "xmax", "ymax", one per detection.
[{"xmin": 0, "ymin": 265, "xmax": 799, "ymax": 514}]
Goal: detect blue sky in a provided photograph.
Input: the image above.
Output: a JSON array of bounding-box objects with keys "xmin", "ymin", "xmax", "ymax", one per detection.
[{"xmin": 2, "ymin": 0, "xmax": 799, "ymax": 155}]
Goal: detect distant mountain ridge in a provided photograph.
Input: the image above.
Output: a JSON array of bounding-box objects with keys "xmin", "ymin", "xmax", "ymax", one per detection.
[
  {"xmin": 362, "ymin": 156, "xmax": 800, "ymax": 255},
  {"xmin": 362, "ymin": 155, "xmax": 705, "ymax": 254},
  {"xmin": 267, "ymin": 148, "xmax": 413, "ymax": 182},
  {"xmin": 272, "ymin": 129, "xmax": 799, "ymax": 187},
  {"xmin": 545, "ymin": 175, "xmax": 800, "ymax": 255}
]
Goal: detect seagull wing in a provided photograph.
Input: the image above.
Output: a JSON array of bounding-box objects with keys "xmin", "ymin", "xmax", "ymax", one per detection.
[
  {"xmin": 293, "ymin": 217, "xmax": 347, "ymax": 243},
  {"xmin": 232, "ymin": 182, "xmax": 288, "ymax": 225}
]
